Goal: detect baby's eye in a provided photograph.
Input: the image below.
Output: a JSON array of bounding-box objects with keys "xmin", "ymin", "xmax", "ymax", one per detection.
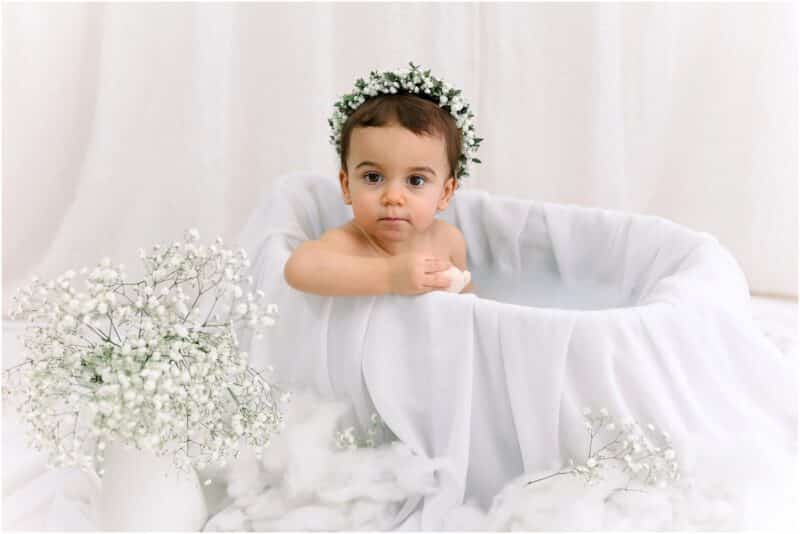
[
  {"xmin": 408, "ymin": 175, "xmax": 427, "ymax": 187},
  {"xmin": 363, "ymin": 172, "xmax": 383, "ymax": 184}
]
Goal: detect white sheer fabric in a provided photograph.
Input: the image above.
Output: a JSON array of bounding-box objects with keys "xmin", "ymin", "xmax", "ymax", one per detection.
[{"xmin": 3, "ymin": 2, "xmax": 797, "ymax": 318}]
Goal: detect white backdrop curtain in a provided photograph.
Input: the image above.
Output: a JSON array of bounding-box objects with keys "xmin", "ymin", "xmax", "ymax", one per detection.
[{"xmin": 3, "ymin": 1, "xmax": 797, "ymax": 316}]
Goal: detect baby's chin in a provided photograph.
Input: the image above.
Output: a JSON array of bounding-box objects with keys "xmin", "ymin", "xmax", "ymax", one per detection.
[
  {"xmin": 372, "ymin": 225, "xmax": 413, "ymax": 240},
  {"xmin": 371, "ymin": 219, "xmax": 433, "ymax": 239}
]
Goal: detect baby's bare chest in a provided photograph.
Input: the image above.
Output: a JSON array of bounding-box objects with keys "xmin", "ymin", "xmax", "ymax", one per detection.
[{"xmin": 353, "ymin": 240, "xmax": 451, "ymax": 259}]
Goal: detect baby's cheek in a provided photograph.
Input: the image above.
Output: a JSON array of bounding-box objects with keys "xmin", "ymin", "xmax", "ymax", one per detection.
[{"xmin": 351, "ymin": 199, "xmax": 375, "ymax": 217}]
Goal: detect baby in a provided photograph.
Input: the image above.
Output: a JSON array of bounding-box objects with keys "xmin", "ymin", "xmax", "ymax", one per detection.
[{"xmin": 284, "ymin": 69, "xmax": 476, "ymax": 297}]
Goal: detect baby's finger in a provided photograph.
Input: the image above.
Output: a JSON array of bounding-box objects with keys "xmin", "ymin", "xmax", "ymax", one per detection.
[
  {"xmin": 422, "ymin": 274, "xmax": 451, "ymax": 290},
  {"xmin": 423, "ymin": 258, "xmax": 451, "ymax": 273}
]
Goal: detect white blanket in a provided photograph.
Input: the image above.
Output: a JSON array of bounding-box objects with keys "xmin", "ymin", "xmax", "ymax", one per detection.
[{"xmin": 230, "ymin": 173, "xmax": 797, "ymax": 529}]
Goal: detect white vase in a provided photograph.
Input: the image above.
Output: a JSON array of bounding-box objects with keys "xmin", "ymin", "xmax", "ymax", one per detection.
[{"xmin": 96, "ymin": 442, "xmax": 208, "ymax": 531}]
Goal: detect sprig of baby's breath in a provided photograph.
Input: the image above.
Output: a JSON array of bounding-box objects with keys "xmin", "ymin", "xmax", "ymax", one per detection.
[
  {"xmin": 334, "ymin": 413, "xmax": 393, "ymax": 450},
  {"xmin": 527, "ymin": 407, "xmax": 680, "ymax": 497},
  {"xmin": 328, "ymin": 61, "xmax": 483, "ymax": 181},
  {"xmin": 3, "ymin": 229, "xmax": 287, "ymax": 478}
]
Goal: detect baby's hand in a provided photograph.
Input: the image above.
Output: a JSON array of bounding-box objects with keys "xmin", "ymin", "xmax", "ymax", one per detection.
[{"xmin": 387, "ymin": 254, "xmax": 453, "ymax": 295}]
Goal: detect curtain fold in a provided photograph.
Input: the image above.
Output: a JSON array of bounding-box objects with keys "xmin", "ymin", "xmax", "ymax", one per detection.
[{"xmin": 3, "ymin": 2, "xmax": 796, "ymax": 316}]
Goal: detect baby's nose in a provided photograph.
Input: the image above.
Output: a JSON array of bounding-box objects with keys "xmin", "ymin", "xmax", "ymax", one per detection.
[
  {"xmin": 383, "ymin": 194, "xmax": 403, "ymax": 206},
  {"xmin": 382, "ymin": 184, "xmax": 404, "ymax": 205}
]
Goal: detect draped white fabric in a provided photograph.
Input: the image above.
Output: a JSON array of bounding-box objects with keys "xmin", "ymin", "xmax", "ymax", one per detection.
[{"xmin": 3, "ymin": 1, "xmax": 797, "ymax": 312}]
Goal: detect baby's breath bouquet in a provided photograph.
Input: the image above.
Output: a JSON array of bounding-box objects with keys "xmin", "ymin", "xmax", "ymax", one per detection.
[{"xmin": 3, "ymin": 229, "xmax": 285, "ymax": 478}]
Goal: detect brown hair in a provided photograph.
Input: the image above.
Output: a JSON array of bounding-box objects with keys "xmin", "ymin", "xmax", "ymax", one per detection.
[{"xmin": 339, "ymin": 94, "xmax": 462, "ymax": 183}]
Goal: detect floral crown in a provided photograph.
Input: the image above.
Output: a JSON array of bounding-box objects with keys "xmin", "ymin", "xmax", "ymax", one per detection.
[{"xmin": 328, "ymin": 61, "xmax": 483, "ymax": 182}]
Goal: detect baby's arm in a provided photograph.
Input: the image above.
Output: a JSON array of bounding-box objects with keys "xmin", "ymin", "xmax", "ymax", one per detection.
[
  {"xmin": 448, "ymin": 226, "xmax": 475, "ymax": 294},
  {"xmin": 284, "ymin": 230, "xmax": 452, "ymax": 296}
]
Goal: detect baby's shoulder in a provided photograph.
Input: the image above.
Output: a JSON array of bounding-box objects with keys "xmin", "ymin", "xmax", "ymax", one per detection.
[
  {"xmin": 431, "ymin": 220, "xmax": 466, "ymax": 260},
  {"xmin": 318, "ymin": 222, "xmax": 370, "ymax": 255},
  {"xmin": 432, "ymin": 219, "xmax": 465, "ymax": 244}
]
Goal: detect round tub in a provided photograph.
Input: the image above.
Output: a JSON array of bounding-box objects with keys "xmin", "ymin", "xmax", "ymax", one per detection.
[{"xmin": 238, "ymin": 173, "xmax": 796, "ymax": 528}]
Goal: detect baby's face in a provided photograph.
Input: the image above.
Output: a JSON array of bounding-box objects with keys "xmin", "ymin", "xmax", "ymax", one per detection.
[{"xmin": 339, "ymin": 122, "xmax": 455, "ymax": 244}]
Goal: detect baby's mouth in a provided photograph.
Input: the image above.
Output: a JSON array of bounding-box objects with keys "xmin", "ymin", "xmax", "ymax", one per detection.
[{"xmin": 379, "ymin": 217, "xmax": 408, "ymax": 222}]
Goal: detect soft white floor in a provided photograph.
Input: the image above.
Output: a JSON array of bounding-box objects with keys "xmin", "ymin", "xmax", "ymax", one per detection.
[{"xmin": 1, "ymin": 294, "xmax": 797, "ymax": 530}]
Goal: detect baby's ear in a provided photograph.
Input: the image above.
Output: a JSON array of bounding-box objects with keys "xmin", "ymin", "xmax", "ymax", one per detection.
[
  {"xmin": 437, "ymin": 176, "xmax": 457, "ymax": 212},
  {"xmin": 339, "ymin": 169, "xmax": 352, "ymax": 205}
]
